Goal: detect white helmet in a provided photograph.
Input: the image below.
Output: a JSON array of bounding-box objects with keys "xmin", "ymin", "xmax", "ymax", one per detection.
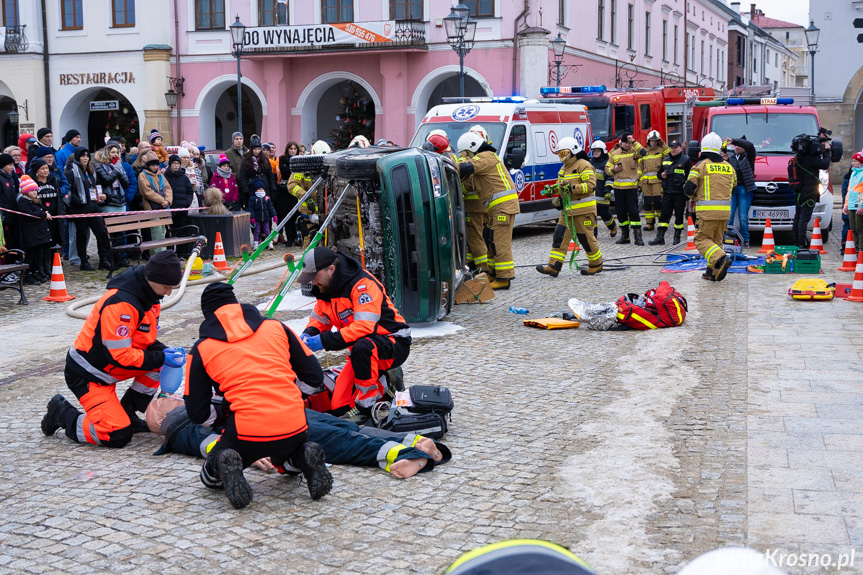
[
  {"xmin": 557, "ymin": 136, "xmax": 582, "ymax": 157},
  {"xmin": 427, "ymin": 129, "xmax": 448, "ymax": 141},
  {"xmin": 349, "ymin": 135, "xmax": 370, "ymax": 148},
  {"xmin": 700, "ymin": 132, "xmax": 723, "ymax": 155},
  {"xmin": 457, "ymin": 132, "xmax": 485, "ymax": 154},
  {"xmin": 469, "ymin": 125, "xmax": 490, "ymax": 143},
  {"xmin": 678, "ymin": 547, "xmax": 787, "ymax": 575},
  {"xmin": 647, "ymin": 129, "xmax": 661, "ymax": 142},
  {"xmin": 311, "ymin": 140, "xmax": 332, "ymax": 155},
  {"xmin": 590, "ymin": 140, "xmax": 608, "ymax": 153}
]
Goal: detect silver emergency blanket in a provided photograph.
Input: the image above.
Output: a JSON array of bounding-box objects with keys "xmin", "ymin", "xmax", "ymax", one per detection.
[{"xmin": 567, "ymin": 297, "xmax": 620, "ymax": 331}]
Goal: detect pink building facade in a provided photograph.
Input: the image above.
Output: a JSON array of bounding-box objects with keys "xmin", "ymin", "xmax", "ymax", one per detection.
[{"xmin": 167, "ymin": 0, "xmax": 732, "ymax": 150}]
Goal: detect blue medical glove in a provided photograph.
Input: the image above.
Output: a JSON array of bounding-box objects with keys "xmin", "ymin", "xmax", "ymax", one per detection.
[
  {"xmin": 162, "ymin": 347, "xmax": 187, "ymax": 368},
  {"xmin": 302, "ymin": 333, "xmax": 323, "ymax": 352}
]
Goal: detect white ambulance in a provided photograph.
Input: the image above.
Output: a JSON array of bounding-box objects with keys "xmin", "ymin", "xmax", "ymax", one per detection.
[{"xmin": 410, "ymin": 96, "xmax": 593, "ymax": 226}]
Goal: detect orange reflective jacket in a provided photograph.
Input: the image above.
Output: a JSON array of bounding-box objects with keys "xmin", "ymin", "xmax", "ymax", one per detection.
[{"xmin": 185, "ymin": 303, "xmax": 322, "ymax": 442}]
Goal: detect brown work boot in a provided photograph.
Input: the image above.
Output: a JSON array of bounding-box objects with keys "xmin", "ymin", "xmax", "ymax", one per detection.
[
  {"xmin": 580, "ymin": 263, "xmax": 603, "ymax": 276},
  {"xmin": 645, "ymin": 218, "xmax": 655, "ymax": 231},
  {"xmin": 714, "ymin": 255, "xmax": 732, "ymax": 282},
  {"xmin": 489, "ymin": 278, "xmax": 511, "ymax": 290},
  {"xmin": 701, "ymin": 266, "xmax": 715, "ymax": 281},
  {"xmin": 535, "ymin": 260, "xmax": 562, "ymax": 277},
  {"xmin": 607, "ymin": 221, "xmax": 618, "ymax": 237}
]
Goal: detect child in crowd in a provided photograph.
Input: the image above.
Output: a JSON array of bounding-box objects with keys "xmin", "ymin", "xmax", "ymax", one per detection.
[
  {"xmin": 247, "ymin": 178, "xmax": 276, "ymax": 250},
  {"xmin": 210, "ymin": 154, "xmax": 240, "ymax": 211},
  {"xmin": 149, "ymin": 131, "xmax": 169, "ymax": 165},
  {"xmin": 843, "ymin": 151, "xmax": 863, "ymax": 254},
  {"xmin": 16, "ymin": 175, "xmax": 53, "ymax": 284},
  {"xmin": 202, "ymin": 187, "xmax": 230, "ymax": 216}
]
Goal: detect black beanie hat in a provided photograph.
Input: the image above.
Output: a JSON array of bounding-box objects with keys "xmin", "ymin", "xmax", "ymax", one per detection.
[
  {"xmin": 37, "ymin": 127, "xmax": 52, "ymax": 140},
  {"xmin": 29, "ymin": 159, "xmax": 48, "ymax": 173},
  {"xmin": 144, "ymin": 250, "xmax": 183, "ymax": 287},
  {"xmin": 64, "ymin": 129, "xmax": 81, "ymax": 142},
  {"xmin": 73, "ymin": 146, "xmax": 90, "ymax": 162},
  {"xmin": 0, "ymin": 153, "xmax": 14, "ymax": 169},
  {"xmin": 201, "ymin": 282, "xmax": 239, "ymax": 317},
  {"xmin": 168, "ymin": 154, "xmax": 181, "ymax": 165},
  {"xmin": 250, "ymin": 178, "xmax": 266, "ymax": 191}
]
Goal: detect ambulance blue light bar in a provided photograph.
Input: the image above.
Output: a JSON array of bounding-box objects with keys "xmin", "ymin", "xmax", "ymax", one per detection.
[
  {"xmin": 441, "ymin": 96, "xmax": 528, "ymax": 104},
  {"xmin": 540, "ymin": 85, "xmax": 607, "ymax": 95},
  {"xmin": 727, "ymin": 97, "xmax": 794, "ymax": 105}
]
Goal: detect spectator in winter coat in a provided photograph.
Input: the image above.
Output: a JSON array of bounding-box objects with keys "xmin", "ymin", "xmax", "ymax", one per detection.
[
  {"xmin": 842, "ymin": 165, "xmax": 852, "ymax": 245},
  {"xmin": 843, "ymin": 152, "xmax": 863, "ymax": 254},
  {"xmin": 163, "ymin": 155, "xmax": 195, "ymax": 257},
  {"xmin": 723, "ymin": 137, "xmax": 757, "ymax": 247},
  {"xmin": 276, "ymin": 141, "xmax": 301, "ymax": 246},
  {"xmin": 177, "ymin": 147, "xmax": 204, "ymax": 201},
  {"xmin": 238, "ymin": 136, "xmax": 275, "ymax": 210},
  {"xmin": 149, "ymin": 131, "xmax": 169, "ymax": 165},
  {"xmin": 93, "ymin": 143, "xmax": 131, "ymax": 213},
  {"xmin": 65, "ymin": 147, "xmax": 112, "ymax": 271},
  {"xmin": 17, "ymin": 175, "xmax": 53, "ymax": 284},
  {"xmin": 0, "ymin": 153, "xmax": 20, "ymax": 250},
  {"xmin": 28, "ymin": 159, "xmax": 64, "ymax": 250},
  {"xmin": 247, "ymin": 178, "xmax": 277, "ymax": 250},
  {"xmin": 3, "ymin": 146, "xmax": 23, "ymax": 177},
  {"xmin": 17, "ymin": 133, "xmax": 37, "ymax": 172},
  {"xmin": 55, "ymin": 130, "xmax": 81, "ymax": 170},
  {"xmin": 225, "ymin": 132, "xmax": 246, "ymax": 176},
  {"xmin": 138, "ymin": 157, "xmax": 173, "ymax": 254},
  {"xmin": 209, "ymin": 154, "xmax": 240, "ymax": 211},
  {"xmin": 32, "ymin": 147, "xmax": 70, "ymax": 197}
]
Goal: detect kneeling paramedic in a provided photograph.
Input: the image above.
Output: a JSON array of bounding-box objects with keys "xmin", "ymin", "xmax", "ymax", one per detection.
[
  {"xmin": 457, "ymin": 129, "xmax": 521, "ymax": 290},
  {"xmin": 536, "ymin": 137, "xmax": 603, "ymax": 277},
  {"xmin": 299, "ymin": 247, "xmax": 412, "ymax": 422},
  {"xmin": 184, "ymin": 283, "xmax": 332, "ymax": 509},
  {"xmin": 41, "ymin": 250, "xmax": 186, "ymax": 448},
  {"xmin": 684, "ymin": 132, "xmax": 735, "ymax": 282}
]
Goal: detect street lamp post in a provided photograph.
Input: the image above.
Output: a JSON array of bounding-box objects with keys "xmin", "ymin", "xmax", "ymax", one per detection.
[
  {"xmin": 444, "ymin": 3, "xmax": 477, "ymax": 98},
  {"xmin": 230, "ymin": 16, "xmax": 247, "ymax": 136},
  {"xmin": 7, "ymin": 99, "xmax": 28, "ymax": 125},
  {"xmin": 805, "ymin": 20, "xmax": 820, "ymax": 105},
  {"xmin": 551, "ymin": 33, "xmax": 566, "ymax": 87}
]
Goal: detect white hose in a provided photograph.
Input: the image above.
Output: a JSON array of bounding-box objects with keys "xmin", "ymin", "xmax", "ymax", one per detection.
[{"xmin": 65, "ymin": 257, "xmax": 285, "ymax": 320}]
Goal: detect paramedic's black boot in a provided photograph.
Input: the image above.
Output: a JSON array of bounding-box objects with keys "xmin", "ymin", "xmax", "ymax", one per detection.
[
  {"xmin": 41, "ymin": 394, "xmax": 75, "ymax": 436},
  {"xmin": 120, "ymin": 389, "xmax": 153, "ymax": 433},
  {"xmin": 633, "ymin": 227, "xmax": 645, "ymax": 246},
  {"xmin": 673, "ymin": 228, "xmax": 683, "ymax": 245},
  {"xmin": 218, "ymin": 449, "xmax": 253, "ymax": 509},
  {"xmin": 615, "ymin": 227, "xmax": 630, "ymax": 245},
  {"xmin": 294, "ymin": 442, "xmax": 333, "ymax": 500},
  {"xmin": 714, "ymin": 254, "xmax": 732, "ymax": 282},
  {"xmin": 535, "ymin": 260, "xmax": 562, "ymax": 277},
  {"xmin": 648, "ymin": 227, "xmax": 666, "ymax": 246},
  {"xmin": 701, "ymin": 266, "xmax": 716, "ymax": 281}
]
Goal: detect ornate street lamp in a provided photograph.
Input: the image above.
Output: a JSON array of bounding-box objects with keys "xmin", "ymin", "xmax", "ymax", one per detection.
[
  {"xmin": 551, "ymin": 33, "xmax": 566, "ymax": 87},
  {"xmin": 7, "ymin": 99, "xmax": 28, "ymax": 125},
  {"xmin": 230, "ymin": 15, "xmax": 247, "ymax": 135},
  {"xmin": 445, "ymin": 3, "xmax": 477, "ymax": 98},
  {"xmin": 805, "ymin": 21, "xmax": 820, "ymax": 104}
]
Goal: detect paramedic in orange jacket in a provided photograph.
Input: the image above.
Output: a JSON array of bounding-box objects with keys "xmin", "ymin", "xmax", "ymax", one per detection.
[
  {"xmin": 299, "ymin": 247, "xmax": 412, "ymax": 420},
  {"xmin": 41, "ymin": 250, "xmax": 187, "ymax": 448},
  {"xmin": 184, "ymin": 282, "xmax": 332, "ymax": 509}
]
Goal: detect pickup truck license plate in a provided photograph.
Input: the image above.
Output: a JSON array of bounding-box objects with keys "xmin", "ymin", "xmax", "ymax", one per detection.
[{"xmin": 754, "ymin": 210, "xmax": 788, "ymax": 219}]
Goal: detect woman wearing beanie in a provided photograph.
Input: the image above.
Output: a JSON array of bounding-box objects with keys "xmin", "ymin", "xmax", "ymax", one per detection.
[
  {"xmin": 0, "ymin": 152, "xmax": 20, "ymax": 250},
  {"xmin": 238, "ymin": 135, "xmax": 275, "ymax": 210},
  {"xmin": 16, "ymin": 175, "xmax": 53, "ymax": 284},
  {"xmin": 276, "ymin": 141, "xmax": 301, "ymax": 245},
  {"xmin": 94, "ymin": 143, "xmax": 132, "ymax": 268},
  {"xmin": 164, "ymin": 154, "xmax": 195, "ymax": 258},
  {"xmin": 65, "ymin": 147, "xmax": 112, "ymax": 271},
  {"xmin": 27, "ymin": 158, "xmax": 63, "ymax": 253},
  {"xmin": 210, "ymin": 154, "xmax": 240, "ymax": 211}
]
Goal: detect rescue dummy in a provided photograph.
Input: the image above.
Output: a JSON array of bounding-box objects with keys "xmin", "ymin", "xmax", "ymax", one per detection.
[
  {"xmin": 299, "ymin": 247, "xmax": 412, "ymax": 423},
  {"xmin": 684, "ymin": 132, "xmax": 736, "ymax": 282},
  {"xmin": 457, "ymin": 128, "xmax": 520, "ymax": 290},
  {"xmin": 184, "ymin": 282, "xmax": 333, "ymax": 509},
  {"xmin": 536, "ymin": 136, "xmax": 603, "ymax": 277},
  {"xmin": 41, "ymin": 251, "xmax": 186, "ymax": 448}
]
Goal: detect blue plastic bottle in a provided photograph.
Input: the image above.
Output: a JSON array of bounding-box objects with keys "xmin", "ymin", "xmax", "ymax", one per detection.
[
  {"xmin": 509, "ymin": 306, "xmax": 529, "ymax": 314},
  {"xmin": 159, "ymin": 348, "xmax": 187, "ymax": 395}
]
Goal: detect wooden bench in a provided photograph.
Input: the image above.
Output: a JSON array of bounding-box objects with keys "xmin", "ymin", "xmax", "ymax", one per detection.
[
  {"xmin": 0, "ymin": 249, "xmax": 30, "ymax": 305},
  {"xmin": 103, "ymin": 211, "xmax": 199, "ymax": 277}
]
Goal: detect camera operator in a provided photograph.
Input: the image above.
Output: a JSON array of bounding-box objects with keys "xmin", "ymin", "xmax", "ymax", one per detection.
[{"xmin": 790, "ymin": 131, "xmax": 832, "ymax": 249}]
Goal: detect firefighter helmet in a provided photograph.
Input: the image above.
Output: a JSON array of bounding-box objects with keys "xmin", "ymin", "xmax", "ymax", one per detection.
[
  {"xmin": 427, "ymin": 134, "xmax": 450, "ymax": 154},
  {"xmin": 700, "ymin": 132, "xmax": 723, "ymax": 155},
  {"xmin": 311, "ymin": 140, "xmax": 332, "ymax": 155},
  {"xmin": 469, "ymin": 125, "xmax": 490, "ymax": 143},
  {"xmin": 349, "ymin": 135, "xmax": 370, "ymax": 148},
  {"xmin": 590, "ymin": 140, "xmax": 608, "ymax": 153},
  {"xmin": 647, "ymin": 130, "xmax": 661, "ymax": 143},
  {"xmin": 557, "ymin": 136, "xmax": 582, "ymax": 159},
  {"xmin": 427, "ymin": 129, "xmax": 448, "ymax": 140},
  {"xmin": 457, "ymin": 132, "xmax": 485, "ymax": 154}
]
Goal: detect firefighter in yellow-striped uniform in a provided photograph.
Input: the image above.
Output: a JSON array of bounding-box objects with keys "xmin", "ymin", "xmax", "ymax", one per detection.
[
  {"xmin": 287, "ymin": 140, "xmax": 331, "ymax": 248},
  {"xmin": 426, "ymin": 130, "xmax": 490, "ymax": 275},
  {"xmin": 606, "ymin": 133, "xmax": 647, "ymax": 245},
  {"xmin": 638, "ymin": 130, "xmax": 670, "ymax": 230},
  {"xmin": 457, "ymin": 131, "xmax": 520, "ymax": 290},
  {"xmin": 536, "ymin": 136, "xmax": 602, "ymax": 277},
  {"xmin": 683, "ymin": 132, "xmax": 736, "ymax": 282}
]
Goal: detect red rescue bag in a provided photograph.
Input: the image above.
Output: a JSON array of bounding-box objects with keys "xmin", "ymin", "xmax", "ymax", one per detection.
[
  {"xmin": 644, "ymin": 281, "xmax": 688, "ymax": 327},
  {"xmin": 615, "ymin": 294, "xmax": 665, "ymax": 330}
]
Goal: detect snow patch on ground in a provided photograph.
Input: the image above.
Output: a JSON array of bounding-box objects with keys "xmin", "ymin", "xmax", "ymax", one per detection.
[
  {"xmin": 256, "ymin": 289, "xmax": 316, "ymax": 312},
  {"xmin": 280, "ymin": 319, "xmax": 463, "ymax": 340}
]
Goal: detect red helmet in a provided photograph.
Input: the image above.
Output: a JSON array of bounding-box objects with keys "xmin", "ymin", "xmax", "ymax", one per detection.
[
  {"xmin": 853, "ymin": 152, "xmax": 863, "ymax": 163},
  {"xmin": 427, "ymin": 133, "xmax": 450, "ymax": 154}
]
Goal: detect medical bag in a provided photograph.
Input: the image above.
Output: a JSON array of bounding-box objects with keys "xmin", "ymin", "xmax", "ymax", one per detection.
[
  {"xmin": 615, "ymin": 281, "xmax": 688, "ymax": 330},
  {"xmin": 377, "ymin": 385, "xmax": 453, "ymax": 439}
]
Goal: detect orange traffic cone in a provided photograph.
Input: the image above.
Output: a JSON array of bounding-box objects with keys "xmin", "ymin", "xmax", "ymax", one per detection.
[
  {"xmin": 846, "ymin": 252, "xmax": 863, "ymax": 303},
  {"xmin": 568, "ymin": 240, "xmax": 580, "ymax": 252},
  {"xmin": 808, "ymin": 217, "xmax": 828, "ymax": 254},
  {"xmin": 684, "ymin": 216, "xmax": 697, "ymax": 252},
  {"xmin": 42, "ymin": 253, "xmax": 75, "ymax": 302},
  {"xmin": 838, "ymin": 231, "xmax": 857, "ymax": 272},
  {"xmin": 212, "ymin": 232, "xmax": 230, "ymax": 271},
  {"xmin": 758, "ymin": 217, "xmax": 776, "ymax": 254}
]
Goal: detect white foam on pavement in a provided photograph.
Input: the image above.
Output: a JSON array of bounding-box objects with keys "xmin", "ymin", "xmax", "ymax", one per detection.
[
  {"xmin": 280, "ymin": 319, "xmax": 463, "ymax": 339},
  {"xmin": 257, "ymin": 289, "xmax": 316, "ymax": 312}
]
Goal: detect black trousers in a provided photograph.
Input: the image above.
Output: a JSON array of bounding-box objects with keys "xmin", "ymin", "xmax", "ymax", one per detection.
[
  {"xmin": 24, "ymin": 242, "xmax": 49, "ymax": 276},
  {"xmin": 659, "ymin": 194, "xmax": 688, "ymax": 228},
  {"xmin": 614, "ymin": 188, "xmax": 641, "ymax": 228},
  {"xmin": 170, "ymin": 211, "xmax": 193, "ymax": 257},
  {"xmin": 793, "ymin": 195, "xmax": 816, "ymax": 248},
  {"xmin": 596, "ymin": 202, "xmax": 614, "ymax": 224},
  {"xmin": 274, "ymin": 186, "xmax": 299, "ymax": 243},
  {"xmin": 208, "ymin": 419, "xmax": 309, "ymax": 470},
  {"xmin": 75, "ymin": 216, "xmax": 110, "ymax": 261}
]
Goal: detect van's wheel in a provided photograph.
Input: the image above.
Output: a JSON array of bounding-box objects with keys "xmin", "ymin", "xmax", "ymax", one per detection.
[
  {"xmin": 289, "ymin": 154, "xmax": 327, "ymax": 175},
  {"xmin": 335, "ymin": 155, "xmax": 380, "ymax": 180}
]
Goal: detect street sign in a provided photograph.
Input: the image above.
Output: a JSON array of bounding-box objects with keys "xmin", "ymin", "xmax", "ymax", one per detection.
[{"xmin": 90, "ymin": 100, "xmax": 118, "ymax": 111}]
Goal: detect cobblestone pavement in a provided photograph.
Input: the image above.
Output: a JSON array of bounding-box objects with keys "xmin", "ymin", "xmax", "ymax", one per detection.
[{"xmin": 1, "ymin": 214, "xmax": 861, "ymax": 574}]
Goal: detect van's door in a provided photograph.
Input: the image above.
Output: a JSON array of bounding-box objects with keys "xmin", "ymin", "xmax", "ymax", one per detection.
[
  {"xmin": 531, "ymin": 125, "xmax": 554, "ymax": 196},
  {"xmin": 503, "ymin": 123, "xmax": 531, "ymax": 200}
]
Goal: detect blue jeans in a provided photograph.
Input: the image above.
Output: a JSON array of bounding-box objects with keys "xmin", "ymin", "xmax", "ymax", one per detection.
[{"xmin": 728, "ymin": 185, "xmax": 753, "ymax": 242}]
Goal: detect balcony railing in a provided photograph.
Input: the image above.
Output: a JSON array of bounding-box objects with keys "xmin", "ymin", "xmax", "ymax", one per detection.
[
  {"xmin": 243, "ymin": 19, "xmax": 426, "ymax": 55},
  {"xmin": 2, "ymin": 25, "xmax": 28, "ymax": 53}
]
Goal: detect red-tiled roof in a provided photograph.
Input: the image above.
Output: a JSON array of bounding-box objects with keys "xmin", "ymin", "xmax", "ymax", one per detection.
[{"xmin": 749, "ymin": 13, "xmax": 803, "ymax": 29}]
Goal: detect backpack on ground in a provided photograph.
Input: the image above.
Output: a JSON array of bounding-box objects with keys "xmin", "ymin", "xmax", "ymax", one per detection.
[
  {"xmin": 377, "ymin": 385, "xmax": 453, "ymax": 439},
  {"xmin": 615, "ymin": 281, "xmax": 687, "ymax": 330}
]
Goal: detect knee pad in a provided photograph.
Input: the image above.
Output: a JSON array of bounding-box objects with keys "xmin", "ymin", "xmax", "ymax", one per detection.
[
  {"xmin": 551, "ymin": 224, "xmax": 566, "ymax": 248},
  {"xmin": 576, "ymin": 233, "xmax": 590, "ymax": 249}
]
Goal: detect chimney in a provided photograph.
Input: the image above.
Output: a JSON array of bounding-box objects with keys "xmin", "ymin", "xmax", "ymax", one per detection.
[
  {"xmin": 730, "ymin": 2, "xmax": 741, "ymax": 15},
  {"xmin": 750, "ymin": 3, "xmax": 756, "ymax": 18}
]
